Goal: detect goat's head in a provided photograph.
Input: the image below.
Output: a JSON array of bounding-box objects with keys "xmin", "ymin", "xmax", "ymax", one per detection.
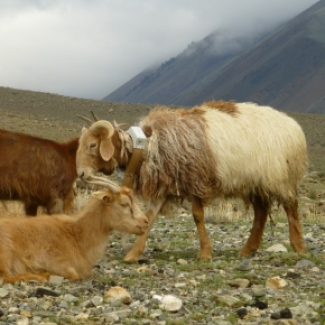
[
  {"xmin": 93, "ymin": 186, "xmax": 148, "ymax": 235},
  {"xmin": 76, "ymin": 120, "xmax": 117, "ymax": 182}
]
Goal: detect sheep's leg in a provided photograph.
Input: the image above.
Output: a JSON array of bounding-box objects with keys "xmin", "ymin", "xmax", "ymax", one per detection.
[
  {"xmin": 123, "ymin": 198, "xmax": 165, "ymax": 264},
  {"xmin": 283, "ymin": 200, "xmax": 306, "ymax": 254},
  {"xmin": 192, "ymin": 196, "xmax": 212, "ymax": 260},
  {"xmin": 240, "ymin": 195, "xmax": 269, "ymax": 257}
]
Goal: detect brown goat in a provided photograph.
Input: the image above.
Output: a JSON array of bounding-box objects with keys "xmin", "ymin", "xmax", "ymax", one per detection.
[
  {"xmin": 0, "ymin": 129, "xmax": 79, "ymax": 215},
  {"xmin": 0, "ymin": 184, "xmax": 148, "ymax": 283},
  {"xmin": 76, "ymin": 101, "xmax": 308, "ymax": 263}
]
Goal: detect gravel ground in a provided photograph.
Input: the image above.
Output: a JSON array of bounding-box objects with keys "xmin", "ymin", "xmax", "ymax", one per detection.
[{"xmin": 1, "ymin": 206, "xmax": 325, "ymax": 325}]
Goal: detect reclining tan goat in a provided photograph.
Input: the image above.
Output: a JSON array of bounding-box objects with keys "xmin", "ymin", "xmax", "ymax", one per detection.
[{"xmin": 0, "ymin": 181, "xmax": 148, "ymax": 283}]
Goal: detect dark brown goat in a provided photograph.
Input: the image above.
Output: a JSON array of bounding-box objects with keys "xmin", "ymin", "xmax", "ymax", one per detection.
[{"xmin": 0, "ymin": 129, "xmax": 78, "ymax": 215}]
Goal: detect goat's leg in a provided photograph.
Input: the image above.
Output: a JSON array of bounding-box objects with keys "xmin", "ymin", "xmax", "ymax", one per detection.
[
  {"xmin": 55, "ymin": 266, "xmax": 80, "ymax": 281},
  {"xmin": 3, "ymin": 272, "xmax": 49, "ymax": 284},
  {"xmin": 283, "ymin": 199, "xmax": 306, "ymax": 254},
  {"xmin": 192, "ymin": 196, "xmax": 212, "ymax": 260},
  {"xmin": 24, "ymin": 203, "xmax": 38, "ymax": 216},
  {"xmin": 123, "ymin": 198, "xmax": 165, "ymax": 263},
  {"xmin": 63, "ymin": 188, "xmax": 77, "ymax": 214},
  {"xmin": 240, "ymin": 195, "xmax": 269, "ymax": 257}
]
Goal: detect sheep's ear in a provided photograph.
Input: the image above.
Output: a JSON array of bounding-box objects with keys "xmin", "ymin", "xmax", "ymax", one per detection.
[{"xmin": 99, "ymin": 138, "xmax": 114, "ymax": 161}]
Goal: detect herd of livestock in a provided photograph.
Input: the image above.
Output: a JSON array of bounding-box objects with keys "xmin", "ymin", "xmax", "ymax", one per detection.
[{"xmin": 0, "ymin": 100, "xmax": 309, "ymax": 283}]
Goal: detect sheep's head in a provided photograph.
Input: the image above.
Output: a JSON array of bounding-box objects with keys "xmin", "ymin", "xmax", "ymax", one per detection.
[{"xmin": 76, "ymin": 120, "xmax": 117, "ymax": 182}]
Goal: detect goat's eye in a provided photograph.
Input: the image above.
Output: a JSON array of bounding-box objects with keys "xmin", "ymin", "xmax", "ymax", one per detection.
[
  {"xmin": 89, "ymin": 143, "xmax": 97, "ymax": 149},
  {"xmin": 121, "ymin": 203, "xmax": 129, "ymax": 208}
]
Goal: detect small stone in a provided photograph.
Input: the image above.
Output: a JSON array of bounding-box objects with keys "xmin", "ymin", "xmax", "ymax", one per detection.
[
  {"xmin": 266, "ymin": 276, "xmax": 288, "ymax": 289},
  {"xmin": 16, "ymin": 316, "xmax": 29, "ymax": 325},
  {"xmin": 177, "ymin": 259, "xmax": 188, "ymax": 265},
  {"xmin": 266, "ymin": 243, "xmax": 288, "ymax": 252},
  {"xmin": 150, "ymin": 309, "xmax": 163, "ymax": 319},
  {"xmin": 251, "ymin": 286, "xmax": 266, "ymax": 297},
  {"xmin": 63, "ymin": 294, "xmax": 78, "ymax": 303},
  {"xmin": 227, "ymin": 278, "xmax": 250, "ymax": 288},
  {"xmin": 279, "ymin": 307, "xmax": 292, "ymax": 319},
  {"xmin": 271, "ymin": 312, "xmax": 281, "ymax": 320},
  {"xmin": 91, "ymin": 296, "xmax": 103, "ymax": 306},
  {"xmin": 34, "ymin": 287, "xmax": 60, "ymax": 297},
  {"xmin": 216, "ymin": 295, "xmax": 241, "ymax": 307},
  {"xmin": 174, "ymin": 282, "xmax": 186, "ymax": 288},
  {"xmin": 285, "ymin": 270, "xmax": 301, "ymax": 279},
  {"xmin": 275, "ymin": 320, "xmax": 297, "ymax": 325},
  {"xmin": 250, "ymin": 300, "xmax": 268, "ymax": 310},
  {"xmin": 75, "ymin": 312, "xmax": 89, "ymax": 320},
  {"xmin": 294, "ymin": 259, "xmax": 316, "ymax": 269},
  {"xmin": 48, "ymin": 275, "xmax": 64, "ymax": 286},
  {"xmin": 20, "ymin": 310, "xmax": 32, "ymax": 318},
  {"xmin": 159, "ymin": 295, "xmax": 183, "ymax": 312},
  {"xmin": 0, "ymin": 288, "xmax": 9, "ymax": 298},
  {"xmin": 188, "ymin": 279, "xmax": 197, "ymax": 286},
  {"xmin": 104, "ymin": 286, "xmax": 132, "ymax": 304},
  {"xmin": 236, "ymin": 307, "xmax": 247, "ymax": 319},
  {"xmin": 104, "ymin": 313, "xmax": 119, "ymax": 323},
  {"xmin": 235, "ymin": 259, "xmax": 252, "ymax": 271}
]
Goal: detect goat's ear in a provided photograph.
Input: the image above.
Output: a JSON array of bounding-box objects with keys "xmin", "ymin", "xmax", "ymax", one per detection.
[
  {"xmin": 92, "ymin": 191, "xmax": 113, "ymax": 203},
  {"xmin": 100, "ymin": 138, "xmax": 114, "ymax": 161},
  {"xmin": 81, "ymin": 127, "xmax": 88, "ymax": 133},
  {"xmin": 102, "ymin": 194, "xmax": 113, "ymax": 204}
]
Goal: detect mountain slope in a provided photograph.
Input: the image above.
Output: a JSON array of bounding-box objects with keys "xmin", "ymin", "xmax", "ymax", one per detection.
[
  {"xmin": 103, "ymin": 31, "xmax": 263, "ymax": 105},
  {"xmin": 103, "ymin": 0, "xmax": 325, "ymax": 113}
]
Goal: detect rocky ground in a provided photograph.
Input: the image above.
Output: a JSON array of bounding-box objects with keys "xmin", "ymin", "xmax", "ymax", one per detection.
[
  {"xmin": 1, "ymin": 87, "xmax": 325, "ymax": 324},
  {"xmin": 1, "ymin": 197, "xmax": 325, "ymax": 325}
]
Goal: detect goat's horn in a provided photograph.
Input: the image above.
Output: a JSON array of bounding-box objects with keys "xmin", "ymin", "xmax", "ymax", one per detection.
[
  {"xmin": 117, "ymin": 122, "xmax": 130, "ymax": 129},
  {"xmin": 89, "ymin": 120, "xmax": 115, "ymax": 139},
  {"xmin": 91, "ymin": 111, "xmax": 100, "ymax": 121},
  {"xmin": 85, "ymin": 175, "xmax": 120, "ymax": 193},
  {"xmin": 77, "ymin": 115, "xmax": 93, "ymax": 126}
]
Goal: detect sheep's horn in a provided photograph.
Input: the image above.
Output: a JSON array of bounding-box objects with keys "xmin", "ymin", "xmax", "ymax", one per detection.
[
  {"xmin": 77, "ymin": 115, "xmax": 93, "ymax": 126},
  {"xmin": 89, "ymin": 120, "xmax": 115, "ymax": 139},
  {"xmin": 84, "ymin": 175, "xmax": 120, "ymax": 193},
  {"xmin": 91, "ymin": 111, "xmax": 100, "ymax": 121}
]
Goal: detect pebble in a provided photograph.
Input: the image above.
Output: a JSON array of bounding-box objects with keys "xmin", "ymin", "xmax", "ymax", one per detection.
[
  {"xmin": 235, "ymin": 259, "xmax": 252, "ymax": 271},
  {"xmin": 227, "ymin": 278, "xmax": 250, "ymax": 288},
  {"xmin": 48, "ymin": 275, "xmax": 64, "ymax": 286},
  {"xmin": 104, "ymin": 286, "xmax": 132, "ymax": 304},
  {"xmin": 266, "ymin": 243, "xmax": 288, "ymax": 252},
  {"xmin": 157, "ymin": 295, "xmax": 183, "ymax": 312},
  {"xmin": 294, "ymin": 259, "xmax": 316, "ymax": 269},
  {"xmin": 0, "ymin": 289, "xmax": 9, "ymax": 298}
]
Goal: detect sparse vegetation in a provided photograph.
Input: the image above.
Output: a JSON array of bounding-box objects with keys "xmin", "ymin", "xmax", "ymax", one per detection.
[{"xmin": 1, "ymin": 86, "xmax": 325, "ymax": 324}]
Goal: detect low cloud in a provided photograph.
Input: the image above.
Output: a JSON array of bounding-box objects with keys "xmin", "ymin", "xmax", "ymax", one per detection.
[{"xmin": 0, "ymin": 0, "xmax": 318, "ymax": 100}]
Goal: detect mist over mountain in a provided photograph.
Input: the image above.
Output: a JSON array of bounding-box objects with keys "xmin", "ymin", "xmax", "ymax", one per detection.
[{"xmin": 103, "ymin": 0, "xmax": 325, "ymax": 113}]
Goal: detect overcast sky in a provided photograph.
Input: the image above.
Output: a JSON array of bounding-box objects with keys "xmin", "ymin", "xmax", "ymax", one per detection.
[{"xmin": 0, "ymin": 0, "xmax": 319, "ymax": 100}]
